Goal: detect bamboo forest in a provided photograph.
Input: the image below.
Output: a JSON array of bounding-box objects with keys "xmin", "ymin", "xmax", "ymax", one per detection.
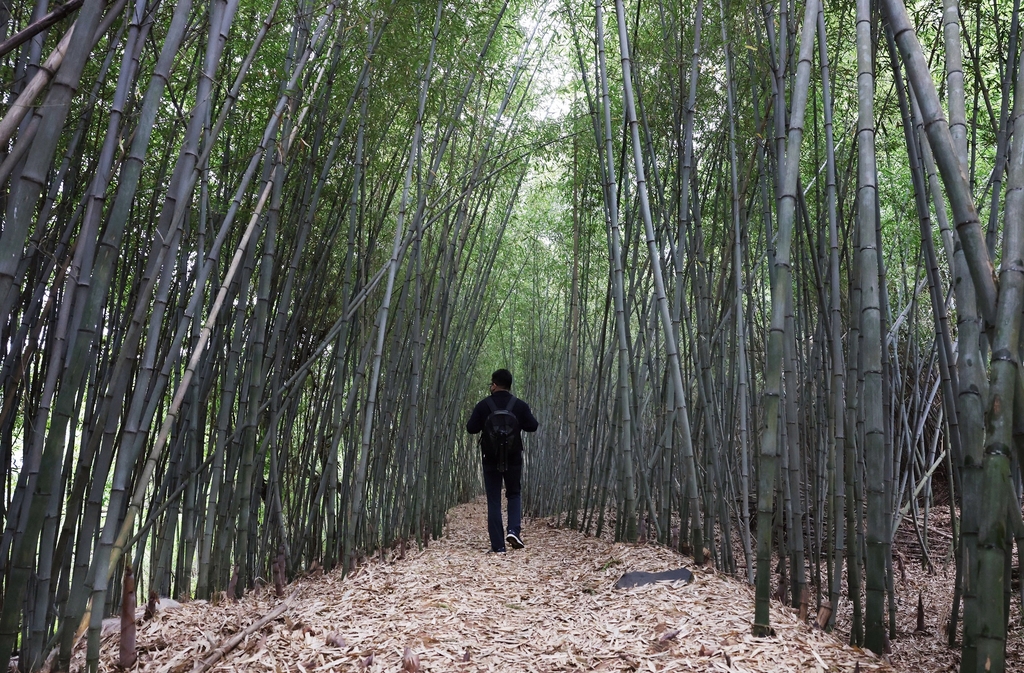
[{"xmin": 2, "ymin": 0, "xmax": 1024, "ymax": 669}]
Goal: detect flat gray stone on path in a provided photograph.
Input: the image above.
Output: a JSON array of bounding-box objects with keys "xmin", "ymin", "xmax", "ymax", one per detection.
[{"xmin": 614, "ymin": 568, "xmax": 694, "ymax": 589}]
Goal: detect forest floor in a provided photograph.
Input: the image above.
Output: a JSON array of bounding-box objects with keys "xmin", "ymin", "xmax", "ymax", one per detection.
[
  {"xmin": 835, "ymin": 502, "xmax": 1024, "ymax": 672},
  {"xmin": 83, "ymin": 499, "xmax": 916, "ymax": 672}
]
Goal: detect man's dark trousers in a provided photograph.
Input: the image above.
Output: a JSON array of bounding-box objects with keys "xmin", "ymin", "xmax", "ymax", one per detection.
[{"xmin": 483, "ymin": 463, "xmax": 521, "ymax": 552}]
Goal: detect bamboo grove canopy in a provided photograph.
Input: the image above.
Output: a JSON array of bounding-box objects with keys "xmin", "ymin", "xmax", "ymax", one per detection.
[{"xmin": 0, "ymin": 0, "xmax": 1022, "ymax": 671}]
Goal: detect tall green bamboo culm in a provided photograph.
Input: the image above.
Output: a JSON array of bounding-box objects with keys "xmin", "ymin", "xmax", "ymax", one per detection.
[
  {"xmin": 753, "ymin": 0, "xmax": 818, "ymax": 636},
  {"xmin": 855, "ymin": 0, "xmax": 886, "ymax": 654}
]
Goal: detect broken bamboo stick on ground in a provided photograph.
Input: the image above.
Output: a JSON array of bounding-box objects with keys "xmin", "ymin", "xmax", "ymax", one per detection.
[{"xmin": 191, "ymin": 590, "xmax": 297, "ymax": 672}]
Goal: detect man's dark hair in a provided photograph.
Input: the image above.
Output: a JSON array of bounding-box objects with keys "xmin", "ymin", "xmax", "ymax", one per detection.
[{"xmin": 491, "ymin": 369, "xmax": 513, "ymax": 389}]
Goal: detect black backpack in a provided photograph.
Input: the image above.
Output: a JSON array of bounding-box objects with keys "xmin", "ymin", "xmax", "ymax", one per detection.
[{"xmin": 484, "ymin": 395, "xmax": 520, "ymax": 472}]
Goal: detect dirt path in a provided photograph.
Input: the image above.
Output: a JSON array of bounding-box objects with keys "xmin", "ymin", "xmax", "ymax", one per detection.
[{"xmin": 88, "ymin": 500, "xmax": 895, "ymax": 672}]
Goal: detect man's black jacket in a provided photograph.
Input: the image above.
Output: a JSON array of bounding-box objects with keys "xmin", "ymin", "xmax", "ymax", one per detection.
[{"xmin": 466, "ymin": 390, "xmax": 539, "ymax": 467}]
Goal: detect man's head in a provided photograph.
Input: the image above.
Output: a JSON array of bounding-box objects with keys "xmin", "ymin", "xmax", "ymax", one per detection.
[{"xmin": 490, "ymin": 368, "xmax": 513, "ymax": 391}]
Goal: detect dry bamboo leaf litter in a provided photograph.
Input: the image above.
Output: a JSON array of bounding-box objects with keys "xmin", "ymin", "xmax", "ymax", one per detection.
[
  {"xmin": 827, "ymin": 504, "xmax": 1024, "ymax": 673},
  {"xmin": 81, "ymin": 499, "xmax": 982, "ymax": 672}
]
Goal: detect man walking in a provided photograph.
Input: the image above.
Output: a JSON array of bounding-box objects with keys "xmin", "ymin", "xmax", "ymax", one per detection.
[{"xmin": 466, "ymin": 369, "xmax": 539, "ymax": 553}]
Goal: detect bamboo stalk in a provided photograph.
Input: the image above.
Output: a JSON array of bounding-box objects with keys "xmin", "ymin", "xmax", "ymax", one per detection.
[{"xmin": 753, "ymin": 0, "xmax": 818, "ymax": 635}]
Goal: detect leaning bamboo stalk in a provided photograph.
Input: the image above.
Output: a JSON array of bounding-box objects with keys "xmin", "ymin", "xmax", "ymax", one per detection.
[
  {"xmin": 230, "ymin": 2, "xmax": 334, "ymax": 593},
  {"xmin": 882, "ymin": 19, "xmax": 963, "ymax": 538},
  {"xmin": 880, "ymin": 0, "xmax": 997, "ymax": 324},
  {"xmin": 103, "ymin": 3, "xmax": 339, "ymax": 577},
  {"xmin": 0, "ymin": 27, "xmax": 140, "ymax": 654},
  {"xmin": 86, "ymin": 233, "xmax": 184, "ymax": 667},
  {"xmin": 941, "ymin": 0, "xmax": 968, "ymax": 170},
  {"xmin": 107, "ymin": 174, "xmax": 274, "ymax": 579},
  {"xmin": 675, "ymin": 0, "xmax": 703, "ymax": 555},
  {"xmin": 567, "ymin": 136, "xmax": 582, "ymax": 528},
  {"xmin": 352, "ymin": 11, "xmax": 512, "ymax": 542},
  {"xmin": 905, "ymin": 34, "xmax": 988, "ymax": 665},
  {"xmin": 718, "ymin": 0, "xmax": 752, "ymax": 582},
  {"xmin": 15, "ymin": 5, "xmax": 147, "ymax": 663},
  {"xmin": 844, "ymin": 207, "xmax": 865, "ymax": 646},
  {"xmin": 0, "ymin": 6, "xmax": 125, "ymax": 614},
  {"xmin": 263, "ymin": 11, "xmax": 370, "ymax": 571},
  {"xmin": 348, "ymin": 25, "xmax": 431, "ymax": 567},
  {"xmin": 984, "ymin": 0, "xmax": 1020, "ymax": 256},
  {"xmin": 816, "ymin": 5, "xmax": 846, "ymax": 628},
  {"xmin": 402, "ymin": 0, "xmax": 441, "ymax": 551},
  {"xmin": 0, "ymin": 0, "xmax": 127, "ymax": 149},
  {"xmin": 0, "ymin": 0, "xmax": 84, "ymax": 58},
  {"xmin": 0, "ymin": 0, "xmax": 118, "ymax": 320},
  {"xmin": 783, "ymin": 269, "xmax": 806, "ymax": 610},
  {"xmin": 232, "ymin": 154, "xmax": 282, "ymax": 594},
  {"xmin": 615, "ymin": 0, "xmax": 705, "ymax": 555},
  {"xmin": 338, "ymin": 20, "xmax": 380, "ymax": 570},
  {"xmin": 53, "ymin": 1, "xmax": 225, "ymax": 658},
  {"xmin": 595, "ymin": 0, "xmax": 637, "ymax": 543},
  {"xmin": 968, "ymin": 30, "xmax": 1024, "ymax": 673},
  {"xmin": 58, "ymin": 14, "xmax": 212, "ymax": 632},
  {"xmin": 565, "ymin": 2, "xmax": 610, "ymax": 536},
  {"xmin": 37, "ymin": 0, "xmax": 163, "ymax": 583},
  {"xmin": 753, "ymin": 0, "xmax": 818, "ymax": 636},
  {"xmin": 0, "ymin": 220, "xmax": 79, "ymax": 672},
  {"xmin": 936, "ymin": 2, "xmax": 988, "ymax": 660}
]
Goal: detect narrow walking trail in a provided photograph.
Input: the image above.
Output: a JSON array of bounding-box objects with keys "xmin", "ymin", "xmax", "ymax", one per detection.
[{"xmin": 87, "ymin": 501, "xmax": 891, "ymax": 672}]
